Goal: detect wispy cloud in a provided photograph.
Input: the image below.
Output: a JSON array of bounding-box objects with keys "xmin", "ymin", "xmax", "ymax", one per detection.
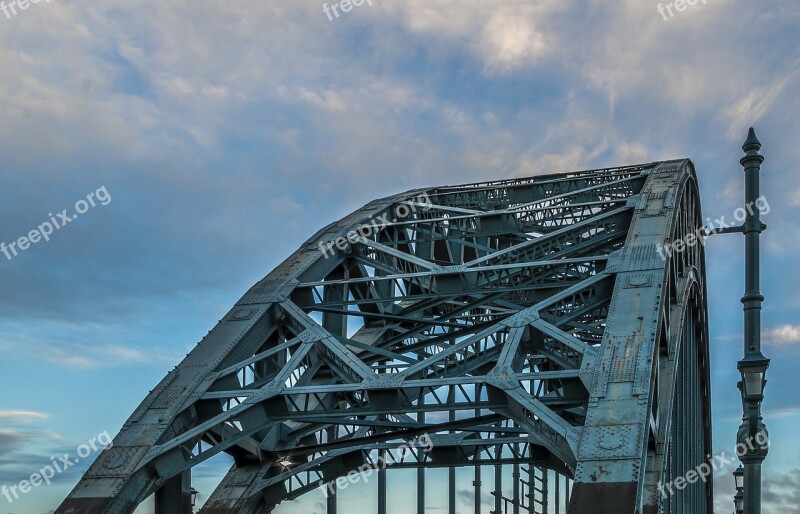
[
  {"xmin": 721, "ymin": 62, "xmax": 800, "ymax": 139},
  {"xmin": 0, "ymin": 327, "xmax": 181, "ymax": 369},
  {"xmin": 0, "ymin": 429, "xmax": 63, "ymax": 457},
  {"xmin": 714, "ymin": 325, "xmax": 800, "ymax": 350},
  {"xmin": 0, "ymin": 430, "xmax": 36, "ymax": 456},
  {"xmin": 764, "ymin": 406, "xmax": 800, "ymax": 419},
  {"xmin": 0, "ymin": 410, "xmax": 50, "ymax": 423}
]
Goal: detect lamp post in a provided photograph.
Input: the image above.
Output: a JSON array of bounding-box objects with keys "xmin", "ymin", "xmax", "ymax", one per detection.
[
  {"xmin": 715, "ymin": 128, "xmax": 770, "ymax": 514},
  {"xmin": 734, "ymin": 490, "xmax": 744, "ymax": 514},
  {"xmin": 733, "ymin": 465, "xmax": 744, "ymax": 514},
  {"xmin": 190, "ymin": 487, "xmax": 198, "ymax": 513}
]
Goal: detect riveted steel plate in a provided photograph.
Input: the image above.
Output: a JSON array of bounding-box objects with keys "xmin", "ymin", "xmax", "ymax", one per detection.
[
  {"xmin": 227, "ymin": 306, "xmax": 258, "ymax": 321},
  {"xmin": 85, "ymin": 446, "xmax": 148, "ymax": 478},
  {"xmin": 151, "ymin": 384, "xmax": 185, "ymax": 409},
  {"xmin": 579, "ymin": 424, "xmax": 640, "ymax": 460},
  {"xmin": 501, "ymin": 309, "xmax": 540, "ymax": 328},
  {"xmin": 623, "ymin": 273, "xmax": 654, "ymax": 289},
  {"xmin": 238, "ymin": 279, "xmax": 295, "ymax": 305},
  {"xmin": 298, "ymin": 326, "xmax": 328, "ymax": 343}
]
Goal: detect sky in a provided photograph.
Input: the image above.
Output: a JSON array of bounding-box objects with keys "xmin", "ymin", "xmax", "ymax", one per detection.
[{"xmin": 0, "ymin": 0, "xmax": 798, "ymax": 513}]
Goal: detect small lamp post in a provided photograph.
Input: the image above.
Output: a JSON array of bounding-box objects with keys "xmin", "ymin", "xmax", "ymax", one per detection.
[
  {"xmin": 190, "ymin": 487, "xmax": 198, "ymax": 512},
  {"xmin": 734, "ymin": 490, "xmax": 744, "ymax": 514},
  {"xmin": 733, "ymin": 465, "xmax": 744, "ymax": 514}
]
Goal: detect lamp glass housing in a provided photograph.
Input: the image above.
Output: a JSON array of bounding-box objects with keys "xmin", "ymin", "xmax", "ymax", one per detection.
[
  {"xmin": 733, "ymin": 466, "xmax": 744, "ymax": 490},
  {"xmin": 743, "ymin": 370, "xmax": 764, "ymax": 398},
  {"xmin": 738, "ymin": 350, "xmax": 769, "ymax": 401}
]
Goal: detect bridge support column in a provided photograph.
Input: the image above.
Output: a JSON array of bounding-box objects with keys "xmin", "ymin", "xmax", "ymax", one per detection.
[
  {"xmin": 449, "ymin": 467, "xmax": 456, "ymax": 514},
  {"xmin": 555, "ymin": 471, "xmax": 559, "ymax": 514},
  {"xmin": 327, "ymin": 485, "xmax": 336, "ymax": 514},
  {"xmin": 474, "ymin": 466, "xmax": 481, "ymax": 514},
  {"xmin": 327, "ymin": 426, "xmax": 337, "ymax": 514},
  {"xmin": 449, "ymin": 407, "xmax": 456, "ymax": 514},
  {"xmin": 539, "ymin": 467, "xmax": 548, "ymax": 514},
  {"xmin": 494, "ymin": 448, "xmax": 502, "ymax": 514},
  {"xmin": 417, "ymin": 409, "xmax": 425, "ymax": 514},
  {"xmin": 512, "ymin": 459, "xmax": 520, "ymax": 514},
  {"xmin": 378, "ymin": 450, "xmax": 387, "ymax": 514},
  {"xmin": 155, "ymin": 470, "xmax": 192, "ymax": 514}
]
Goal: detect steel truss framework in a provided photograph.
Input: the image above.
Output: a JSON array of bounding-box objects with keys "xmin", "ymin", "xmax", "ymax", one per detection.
[{"xmin": 56, "ymin": 160, "xmax": 712, "ymax": 514}]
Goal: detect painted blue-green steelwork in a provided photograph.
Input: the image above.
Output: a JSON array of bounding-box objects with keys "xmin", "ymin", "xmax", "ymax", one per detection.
[{"xmin": 56, "ymin": 159, "xmax": 712, "ymax": 514}]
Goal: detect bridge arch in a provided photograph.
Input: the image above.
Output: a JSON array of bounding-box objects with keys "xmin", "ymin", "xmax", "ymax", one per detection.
[{"xmin": 57, "ymin": 160, "xmax": 711, "ymax": 514}]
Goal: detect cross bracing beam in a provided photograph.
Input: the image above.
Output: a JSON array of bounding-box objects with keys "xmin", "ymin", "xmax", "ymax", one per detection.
[{"xmin": 56, "ymin": 160, "xmax": 710, "ymax": 514}]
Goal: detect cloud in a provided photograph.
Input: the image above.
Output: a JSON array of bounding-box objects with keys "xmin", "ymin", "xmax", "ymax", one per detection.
[
  {"xmin": 0, "ymin": 410, "xmax": 50, "ymax": 424},
  {"xmin": 764, "ymin": 406, "xmax": 800, "ymax": 419},
  {"xmin": 762, "ymin": 469, "xmax": 800, "ymax": 513},
  {"xmin": 476, "ymin": 8, "xmax": 548, "ymax": 72},
  {"xmin": 720, "ymin": 63, "xmax": 800, "ymax": 138},
  {"xmin": 378, "ymin": 1, "xmax": 572, "ymax": 74},
  {"xmin": 713, "ymin": 325, "xmax": 800, "ymax": 350},
  {"xmin": 40, "ymin": 343, "xmax": 151, "ymax": 369},
  {"xmin": 0, "ymin": 428, "xmax": 63, "ymax": 460},
  {"xmin": 457, "ymin": 487, "xmax": 494, "ymax": 507},
  {"xmin": 0, "ymin": 323, "xmax": 181, "ymax": 370},
  {"xmin": 763, "ymin": 324, "xmax": 800, "ymax": 349},
  {"xmin": 0, "ymin": 431, "xmax": 36, "ymax": 457}
]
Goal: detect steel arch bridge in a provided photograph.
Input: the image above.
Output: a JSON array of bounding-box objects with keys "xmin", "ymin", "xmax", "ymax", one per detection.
[{"xmin": 57, "ymin": 159, "xmax": 712, "ymax": 514}]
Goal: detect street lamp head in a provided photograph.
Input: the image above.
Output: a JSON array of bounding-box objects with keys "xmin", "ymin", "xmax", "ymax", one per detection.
[
  {"xmin": 190, "ymin": 487, "xmax": 198, "ymax": 507},
  {"xmin": 733, "ymin": 464, "xmax": 744, "ymax": 490},
  {"xmin": 738, "ymin": 346, "xmax": 769, "ymax": 401}
]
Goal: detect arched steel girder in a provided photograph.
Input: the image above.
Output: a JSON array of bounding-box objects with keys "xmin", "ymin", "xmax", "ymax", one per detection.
[
  {"xmin": 55, "ymin": 160, "xmax": 711, "ymax": 514},
  {"xmin": 568, "ymin": 160, "xmax": 712, "ymax": 514}
]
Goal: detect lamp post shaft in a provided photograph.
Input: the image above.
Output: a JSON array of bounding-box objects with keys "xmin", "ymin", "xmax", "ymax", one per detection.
[
  {"xmin": 741, "ymin": 127, "xmax": 764, "ymax": 359},
  {"xmin": 744, "ymin": 463, "xmax": 761, "ymax": 514},
  {"xmin": 739, "ymin": 127, "xmax": 767, "ymax": 514}
]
